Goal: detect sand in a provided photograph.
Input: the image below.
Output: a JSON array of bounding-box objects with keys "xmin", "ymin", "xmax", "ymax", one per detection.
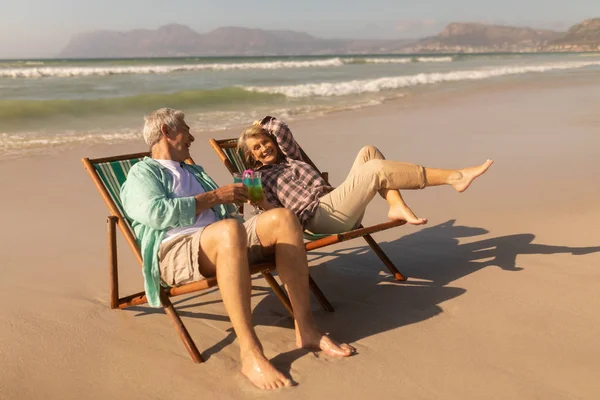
[{"xmin": 1, "ymin": 77, "xmax": 599, "ymax": 400}]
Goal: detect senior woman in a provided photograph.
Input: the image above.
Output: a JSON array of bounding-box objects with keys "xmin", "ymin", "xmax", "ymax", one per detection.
[{"xmin": 238, "ymin": 116, "xmax": 493, "ymax": 234}]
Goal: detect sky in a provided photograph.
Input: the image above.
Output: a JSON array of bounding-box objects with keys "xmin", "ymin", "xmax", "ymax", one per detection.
[{"xmin": 0, "ymin": 0, "xmax": 599, "ymax": 58}]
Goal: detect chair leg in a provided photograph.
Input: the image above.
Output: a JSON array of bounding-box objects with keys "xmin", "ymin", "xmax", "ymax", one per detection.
[
  {"xmin": 262, "ymin": 271, "xmax": 294, "ymax": 317},
  {"xmin": 160, "ymin": 291, "xmax": 204, "ymax": 363},
  {"xmin": 308, "ymin": 275, "xmax": 334, "ymax": 312},
  {"xmin": 362, "ymin": 234, "xmax": 406, "ymax": 281},
  {"xmin": 107, "ymin": 216, "xmax": 119, "ymax": 309}
]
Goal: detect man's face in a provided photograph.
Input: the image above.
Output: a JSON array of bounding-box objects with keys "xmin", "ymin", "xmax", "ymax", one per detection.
[{"xmin": 167, "ymin": 120, "xmax": 194, "ymax": 161}]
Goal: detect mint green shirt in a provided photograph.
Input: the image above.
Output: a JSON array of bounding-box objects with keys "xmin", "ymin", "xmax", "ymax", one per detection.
[{"xmin": 121, "ymin": 157, "xmax": 237, "ymax": 308}]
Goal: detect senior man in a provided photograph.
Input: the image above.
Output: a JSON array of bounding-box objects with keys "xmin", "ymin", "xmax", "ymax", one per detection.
[{"xmin": 120, "ymin": 108, "xmax": 354, "ymax": 390}]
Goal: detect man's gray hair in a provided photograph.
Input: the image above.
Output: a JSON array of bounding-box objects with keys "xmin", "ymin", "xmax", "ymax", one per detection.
[{"xmin": 143, "ymin": 108, "xmax": 186, "ymax": 147}]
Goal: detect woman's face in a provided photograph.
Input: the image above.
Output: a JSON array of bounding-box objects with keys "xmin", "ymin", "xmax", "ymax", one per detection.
[{"xmin": 246, "ymin": 134, "xmax": 278, "ymax": 165}]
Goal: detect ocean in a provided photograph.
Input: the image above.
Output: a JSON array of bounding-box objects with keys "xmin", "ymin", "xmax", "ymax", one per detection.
[{"xmin": 1, "ymin": 52, "xmax": 600, "ymax": 159}]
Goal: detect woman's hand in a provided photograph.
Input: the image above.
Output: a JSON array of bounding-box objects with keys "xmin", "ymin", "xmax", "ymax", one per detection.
[{"xmin": 252, "ymin": 197, "xmax": 274, "ymax": 211}]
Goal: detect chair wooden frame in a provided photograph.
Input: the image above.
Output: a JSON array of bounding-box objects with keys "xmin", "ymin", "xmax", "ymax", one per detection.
[
  {"xmin": 209, "ymin": 138, "xmax": 408, "ymax": 281},
  {"xmin": 82, "ymin": 152, "xmax": 334, "ymax": 363}
]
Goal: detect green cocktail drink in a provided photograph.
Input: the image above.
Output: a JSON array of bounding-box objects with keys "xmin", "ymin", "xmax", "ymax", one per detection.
[
  {"xmin": 241, "ymin": 170, "xmax": 265, "ymax": 204},
  {"xmin": 249, "ymin": 172, "xmax": 264, "ymax": 202}
]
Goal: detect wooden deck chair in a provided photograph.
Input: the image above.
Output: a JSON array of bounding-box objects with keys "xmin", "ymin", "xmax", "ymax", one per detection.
[
  {"xmin": 209, "ymin": 138, "xmax": 408, "ymax": 281},
  {"xmin": 81, "ymin": 152, "xmax": 334, "ymax": 363}
]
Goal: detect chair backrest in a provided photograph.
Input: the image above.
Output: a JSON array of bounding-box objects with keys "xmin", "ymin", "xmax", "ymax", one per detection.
[
  {"xmin": 95, "ymin": 159, "xmax": 142, "ymax": 222},
  {"xmin": 209, "ymin": 139, "xmax": 247, "ymax": 174},
  {"xmin": 82, "ymin": 152, "xmax": 151, "ymax": 263}
]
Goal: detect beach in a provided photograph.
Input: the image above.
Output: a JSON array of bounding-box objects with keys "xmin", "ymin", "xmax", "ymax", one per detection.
[{"xmin": 1, "ymin": 75, "xmax": 599, "ymax": 399}]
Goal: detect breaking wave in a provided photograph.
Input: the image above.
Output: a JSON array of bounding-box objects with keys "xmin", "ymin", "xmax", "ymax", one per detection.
[
  {"xmin": 244, "ymin": 61, "xmax": 600, "ymax": 97},
  {"xmin": 0, "ymin": 58, "xmax": 346, "ymax": 78},
  {"xmin": 0, "ymin": 55, "xmax": 460, "ymax": 78},
  {"xmin": 343, "ymin": 56, "xmax": 454, "ymax": 64}
]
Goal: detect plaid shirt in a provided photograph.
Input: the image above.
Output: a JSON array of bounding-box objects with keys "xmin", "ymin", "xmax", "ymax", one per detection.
[{"xmin": 257, "ymin": 117, "xmax": 333, "ymax": 228}]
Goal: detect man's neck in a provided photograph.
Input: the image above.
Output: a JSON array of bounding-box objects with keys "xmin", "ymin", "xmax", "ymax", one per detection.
[{"xmin": 151, "ymin": 143, "xmax": 181, "ymax": 162}]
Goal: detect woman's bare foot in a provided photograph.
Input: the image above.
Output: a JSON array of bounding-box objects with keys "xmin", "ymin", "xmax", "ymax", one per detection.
[
  {"xmin": 450, "ymin": 159, "xmax": 494, "ymax": 193},
  {"xmin": 297, "ymin": 331, "xmax": 355, "ymax": 357},
  {"xmin": 388, "ymin": 204, "xmax": 428, "ymax": 225},
  {"xmin": 241, "ymin": 349, "xmax": 293, "ymax": 390}
]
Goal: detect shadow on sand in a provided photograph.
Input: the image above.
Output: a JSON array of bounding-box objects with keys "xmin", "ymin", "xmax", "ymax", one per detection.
[
  {"xmin": 128, "ymin": 219, "xmax": 600, "ymax": 364},
  {"xmin": 266, "ymin": 219, "xmax": 600, "ymax": 372}
]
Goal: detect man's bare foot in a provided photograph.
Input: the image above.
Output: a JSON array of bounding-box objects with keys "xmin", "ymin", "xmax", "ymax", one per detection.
[
  {"xmin": 451, "ymin": 159, "xmax": 494, "ymax": 193},
  {"xmin": 388, "ymin": 205, "xmax": 428, "ymax": 225},
  {"xmin": 297, "ymin": 332, "xmax": 355, "ymax": 357},
  {"xmin": 241, "ymin": 349, "xmax": 293, "ymax": 390}
]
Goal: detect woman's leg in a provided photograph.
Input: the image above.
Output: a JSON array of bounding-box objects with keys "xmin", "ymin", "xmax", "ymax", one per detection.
[
  {"xmin": 308, "ymin": 145, "xmax": 493, "ymax": 232},
  {"xmin": 383, "ymin": 159, "xmax": 494, "ymax": 223},
  {"xmin": 307, "ymin": 153, "xmax": 388, "ymax": 233},
  {"xmin": 424, "ymin": 160, "xmax": 494, "ymax": 192},
  {"xmin": 345, "ymin": 146, "xmax": 427, "ymax": 225},
  {"xmin": 346, "ymin": 145, "xmax": 390, "ymax": 199}
]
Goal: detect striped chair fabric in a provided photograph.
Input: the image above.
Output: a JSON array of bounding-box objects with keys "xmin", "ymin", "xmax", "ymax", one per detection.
[
  {"xmin": 222, "ymin": 143, "xmax": 247, "ymax": 174},
  {"xmin": 93, "ymin": 157, "xmax": 144, "ymax": 231}
]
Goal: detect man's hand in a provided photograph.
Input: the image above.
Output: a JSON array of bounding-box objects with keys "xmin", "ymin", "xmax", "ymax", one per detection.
[
  {"xmin": 194, "ymin": 184, "xmax": 249, "ymax": 216},
  {"xmin": 214, "ymin": 183, "xmax": 249, "ymax": 205}
]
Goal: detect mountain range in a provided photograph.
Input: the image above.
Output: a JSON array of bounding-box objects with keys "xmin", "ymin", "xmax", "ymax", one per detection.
[{"xmin": 58, "ymin": 19, "xmax": 600, "ymax": 58}]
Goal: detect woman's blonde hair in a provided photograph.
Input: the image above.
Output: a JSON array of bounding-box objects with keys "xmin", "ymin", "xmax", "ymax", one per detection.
[{"xmin": 237, "ymin": 121, "xmax": 277, "ymax": 168}]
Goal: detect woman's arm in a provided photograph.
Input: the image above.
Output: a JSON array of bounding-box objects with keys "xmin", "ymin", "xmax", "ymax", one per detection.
[
  {"xmin": 261, "ymin": 117, "xmax": 303, "ymax": 161},
  {"xmin": 259, "ymin": 175, "xmax": 283, "ymax": 210},
  {"xmin": 253, "ymin": 197, "xmax": 275, "ymax": 211}
]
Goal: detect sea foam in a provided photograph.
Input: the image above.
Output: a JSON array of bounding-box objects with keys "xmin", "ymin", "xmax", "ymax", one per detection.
[
  {"xmin": 0, "ymin": 58, "xmax": 345, "ymax": 78},
  {"xmin": 244, "ymin": 61, "xmax": 600, "ymax": 97},
  {"xmin": 0, "ymin": 56, "xmax": 459, "ymax": 78}
]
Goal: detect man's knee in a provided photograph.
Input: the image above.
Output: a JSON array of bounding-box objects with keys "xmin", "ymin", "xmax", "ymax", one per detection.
[
  {"xmin": 262, "ymin": 208, "xmax": 302, "ymax": 232},
  {"xmin": 217, "ymin": 218, "xmax": 248, "ymax": 249}
]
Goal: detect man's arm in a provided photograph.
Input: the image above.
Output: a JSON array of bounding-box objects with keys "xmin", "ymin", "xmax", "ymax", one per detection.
[
  {"xmin": 123, "ymin": 165, "xmax": 250, "ymax": 229},
  {"xmin": 122, "ymin": 165, "xmax": 196, "ymax": 230}
]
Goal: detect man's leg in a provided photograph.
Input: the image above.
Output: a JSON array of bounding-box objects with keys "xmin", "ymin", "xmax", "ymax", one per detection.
[
  {"xmin": 255, "ymin": 209, "xmax": 355, "ymax": 356},
  {"xmin": 197, "ymin": 219, "xmax": 292, "ymax": 390}
]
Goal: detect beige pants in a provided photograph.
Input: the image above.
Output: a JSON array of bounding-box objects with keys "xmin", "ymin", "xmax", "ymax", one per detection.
[
  {"xmin": 158, "ymin": 216, "xmax": 264, "ymax": 287},
  {"xmin": 305, "ymin": 146, "xmax": 425, "ymax": 234}
]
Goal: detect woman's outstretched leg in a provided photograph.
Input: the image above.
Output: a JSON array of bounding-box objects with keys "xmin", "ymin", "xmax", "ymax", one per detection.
[
  {"xmin": 309, "ymin": 145, "xmax": 493, "ymax": 233},
  {"xmin": 386, "ymin": 159, "xmax": 494, "ymax": 224},
  {"xmin": 348, "ymin": 146, "xmax": 427, "ymax": 225},
  {"xmin": 423, "ymin": 159, "xmax": 494, "ymax": 192}
]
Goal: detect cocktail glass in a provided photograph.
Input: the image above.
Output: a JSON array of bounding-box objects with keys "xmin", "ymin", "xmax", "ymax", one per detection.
[{"xmin": 232, "ymin": 172, "xmax": 244, "ymax": 216}]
